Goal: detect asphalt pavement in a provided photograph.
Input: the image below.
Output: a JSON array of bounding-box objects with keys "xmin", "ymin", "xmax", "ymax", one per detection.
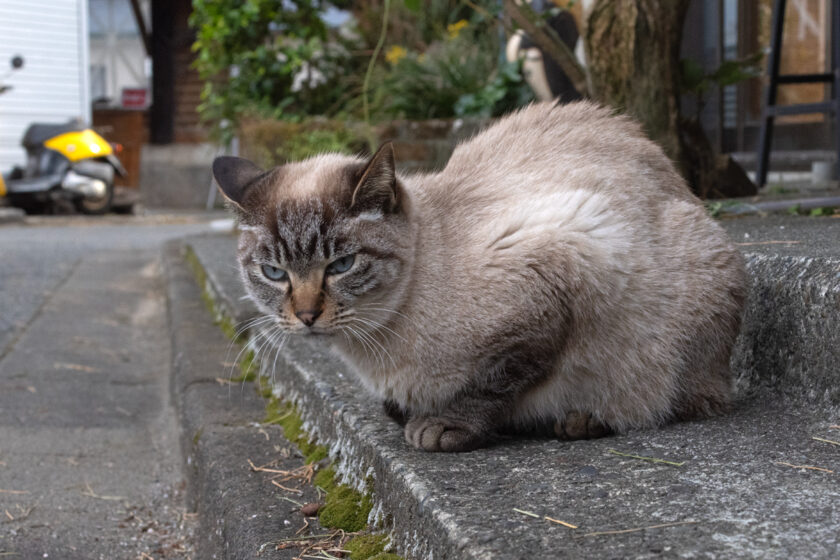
[{"xmin": 0, "ymin": 215, "xmax": 219, "ymax": 559}]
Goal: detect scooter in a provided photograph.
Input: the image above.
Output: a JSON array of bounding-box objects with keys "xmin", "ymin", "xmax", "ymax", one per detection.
[
  {"xmin": 0, "ymin": 54, "xmax": 126, "ymax": 214},
  {"xmin": 1, "ymin": 122, "xmax": 127, "ymax": 214}
]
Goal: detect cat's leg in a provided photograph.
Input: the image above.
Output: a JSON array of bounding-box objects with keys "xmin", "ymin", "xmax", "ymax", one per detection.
[
  {"xmin": 405, "ymin": 263, "xmax": 574, "ymax": 452},
  {"xmin": 404, "ymin": 398, "xmax": 497, "ymax": 452},
  {"xmin": 553, "ymin": 411, "xmax": 611, "ymax": 440},
  {"xmin": 405, "ymin": 352, "xmax": 556, "ymax": 452},
  {"xmin": 383, "ymin": 399, "xmax": 409, "ymax": 427}
]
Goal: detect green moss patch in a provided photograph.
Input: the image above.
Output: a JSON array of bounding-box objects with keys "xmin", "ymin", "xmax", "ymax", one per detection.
[
  {"xmin": 344, "ymin": 534, "xmax": 389, "ymax": 559},
  {"xmin": 230, "ymin": 350, "xmax": 258, "ymax": 382},
  {"xmin": 265, "ymin": 401, "xmax": 372, "ymax": 531},
  {"xmin": 320, "ymin": 485, "xmax": 373, "ymax": 533},
  {"xmin": 184, "ymin": 246, "xmax": 239, "ymax": 341},
  {"xmin": 264, "ymin": 398, "xmax": 329, "ymax": 464},
  {"xmin": 313, "ymin": 464, "xmax": 373, "ymax": 532}
]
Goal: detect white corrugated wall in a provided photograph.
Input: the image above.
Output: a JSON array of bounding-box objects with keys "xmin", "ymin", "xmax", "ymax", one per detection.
[{"xmin": 0, "ymin": 0, "xmax": 90, "ymax": 172}]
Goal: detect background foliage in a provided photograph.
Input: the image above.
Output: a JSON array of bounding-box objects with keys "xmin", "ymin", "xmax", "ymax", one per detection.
[{"xmin": 190, "ymin": 0, "xmax": 533, "ymax": 146}]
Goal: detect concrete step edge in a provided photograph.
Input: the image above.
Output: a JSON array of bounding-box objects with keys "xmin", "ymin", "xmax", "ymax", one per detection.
[{"xmin": 181, "ymin": 231, "xmax": 840, "ymax": 559}]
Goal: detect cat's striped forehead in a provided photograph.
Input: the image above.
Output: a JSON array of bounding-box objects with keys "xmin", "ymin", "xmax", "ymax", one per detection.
[
  {"xmin": 236, "ymin": 151, "xmax": 406, "ymax": 277},
  {"xmin": 238, "ymin": 155, "xmax": 363, "ymax": 260},
  {"xmin": 240, "ymin": 193, "xmax": 356, "ymax": 272},
  {"xmin": 273, "ymin": 197, "xmax": 352, "ymax": 265}
]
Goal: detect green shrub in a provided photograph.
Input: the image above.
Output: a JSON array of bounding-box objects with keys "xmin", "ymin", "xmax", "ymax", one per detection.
[
  {"xmin": 191, "ymin": 0, "xmax": 362, "ymax": 143},
  {"xmin": 381, "ymin": 22, "xmax": 532, "ymax": 119},
  {"xmin": 238, "ymin": 118, "xmax": 370, "ymax": 168}
]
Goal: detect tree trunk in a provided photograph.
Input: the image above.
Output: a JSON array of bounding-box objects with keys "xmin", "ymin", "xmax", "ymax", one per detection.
[
  {"xmin": 583, "ymin": 0, "xmax": 756, "ymax": 199},
  {"xmin": 585, "ymin": 0, "xmax": 688, "ymax": 170}
]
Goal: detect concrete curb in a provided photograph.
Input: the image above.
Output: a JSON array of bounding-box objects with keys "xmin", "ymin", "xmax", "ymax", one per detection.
[
  {"xmin": 0, "ymin": 207, "xmax": 25, "ymax": 225},
  {"xmin": 182, "ymin": 216, "xmax": 840, "ymax": 559},
  {"xmin": 162, "ymin": 240, "xmax": 328, "ymax": 560}
]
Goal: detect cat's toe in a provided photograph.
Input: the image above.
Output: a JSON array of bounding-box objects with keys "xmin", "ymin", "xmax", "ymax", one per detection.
[
  {"xmin": 554, "ymin": 411, "xmax": 610, "ymax": 440},
  {"xmin": 405, "ymin": 417, "xmax": 484, "ymax": 452},
  {"xmin": 586, "ymin": 415, "xmax": 609, "ymax": 438}
]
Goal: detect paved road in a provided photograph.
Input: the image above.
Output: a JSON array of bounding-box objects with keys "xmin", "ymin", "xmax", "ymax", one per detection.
[{"xmin": 0, "ymin": 215, "xmax": 221, "ymax": 559}]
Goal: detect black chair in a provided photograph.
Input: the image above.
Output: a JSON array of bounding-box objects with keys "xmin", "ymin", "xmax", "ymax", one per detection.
[{"xmin": 756, "ymin": 0, "xmax": 840, "ymax": 187}]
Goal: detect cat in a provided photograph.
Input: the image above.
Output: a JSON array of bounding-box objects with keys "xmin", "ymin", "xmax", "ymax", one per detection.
[{"xmin": 213, "ymin": 101, "xmax": 747, "ymax": 453}]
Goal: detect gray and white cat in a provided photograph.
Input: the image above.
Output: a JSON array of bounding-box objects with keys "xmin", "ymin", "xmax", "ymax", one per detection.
[{"xmin": 213, "ymin": 101, "xmax": 747, "ymax": 452}]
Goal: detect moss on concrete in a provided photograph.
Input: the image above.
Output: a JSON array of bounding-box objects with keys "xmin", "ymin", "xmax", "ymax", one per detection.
[
  {"xmin": 264, "ymin": 400, "xmax": 372, "ymax": 531},
  {"xmin": 184, "ymin": 245, "xmax": 239, "ymax": 341},
  {"xmin": 320, "ymin": 486, "xmax": 373, "ymax": 533},
  {"xmin": 230, "ymin": 350, "xmax": 258, "ymax": 382},
  {"xmin": 264, "ymin": 397, "xmax": 329, "ymax": 465},
  {"xmin": 344, "ymin": 534, "xmax": 388, "ymax": 559},
  {"xmin": 257, "ymin": 375, "xmax": 274, "ymax": 399}
]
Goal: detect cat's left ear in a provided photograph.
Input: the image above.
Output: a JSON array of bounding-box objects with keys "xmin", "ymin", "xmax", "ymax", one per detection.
[
  {"xmin": 212, "ymin": 156, "xmax": 265, "ymax": 208},
  {"xmin": 351, "ymin": 142, "xmax": 399, "ymax": 213}
]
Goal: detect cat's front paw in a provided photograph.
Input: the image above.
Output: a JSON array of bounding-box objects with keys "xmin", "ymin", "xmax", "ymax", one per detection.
[
  {"xmin": 554, "ymin": 411, "xmax": 611, "ymax": 440},
  {"xmin": 405, "ymin": 416, "xmax": 486, "ymax": 452}
]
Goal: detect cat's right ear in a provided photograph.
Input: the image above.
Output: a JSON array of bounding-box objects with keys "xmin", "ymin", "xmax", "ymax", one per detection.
[
  {"xmin": 351, "ymin": 142, "xmax": 399, "ymax": 213},
  {"xmin": 212, "ymin": 156, "xmax": 264, "ymax": 208}
]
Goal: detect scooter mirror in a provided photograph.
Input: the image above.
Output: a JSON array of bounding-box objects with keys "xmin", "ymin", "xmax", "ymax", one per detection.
[{"xmin": 11, "ymin": 55, "xmax": 24, "ymax": 70}]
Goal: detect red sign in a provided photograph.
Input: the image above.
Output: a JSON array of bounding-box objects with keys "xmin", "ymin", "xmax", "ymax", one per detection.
[{"xmin": 121, "ymin": 88, "xmax": 148, "ymax": 109}]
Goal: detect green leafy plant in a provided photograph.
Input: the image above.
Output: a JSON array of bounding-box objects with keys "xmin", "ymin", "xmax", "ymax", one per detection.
[
  {"xmin": 238, "ymin": 118, "xmax": 369, "ymax": 168},
  {"xmin": 681, "ymin": 52, "xmax": 763, "ymax": 119},
  {"xmin": 808, "ymin": 206, "xmax": 837, "ymax": 217},
  {"xmin": 190, "ymin": 0, "xmax": 360, "ymax": 144},
  {"xmin": 455, "ymin": 59, "xmax": 534, "ymax": 117},
  {"xmin": 381, "ymin": 24, "xmax": 532, "ymax": 119}
]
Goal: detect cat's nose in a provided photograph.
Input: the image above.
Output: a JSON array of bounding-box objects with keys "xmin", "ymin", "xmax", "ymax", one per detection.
[{"xmin": 295, "ymin": 309, "xmax": 322, "ymax": 327}]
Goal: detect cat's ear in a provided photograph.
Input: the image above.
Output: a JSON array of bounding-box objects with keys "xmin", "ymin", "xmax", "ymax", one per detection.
[
  {"xmin": 212, "ymin": 156, "xmax": 264, "ymax": 208},
  {"xmin": 351, "ymin": 142, "xmax": 399, "ymax": 213}
]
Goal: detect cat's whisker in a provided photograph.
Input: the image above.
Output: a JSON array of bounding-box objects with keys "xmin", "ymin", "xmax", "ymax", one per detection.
[
  {"xmin": 252, "ymin": 324, "xmax": 280, "ymax": 365},
  {"xmin": 257, "ymin": 325, "xmax": 289, "ymax": 387},
  {"xmin": 355, "ymin": 325, "xmax": 388, "ymax": 369},
  {"xmin": 356, "ymin": 304, "xmax": 410, "ymax": 320},
  {"xmin": 344, "ymin": 324, "xmax": 380, "ymax": 369},
  {"xmin": 235, "ymin": 315, "xmax": 276, "ymax": 340},
  {"xmin": 226, "ymin": 332, "xmax": 261, "ymax": 386},
  {"xmin": 350, "ymin": 318, "xmax": 396, "ymax": 369},
  {"xmin": 221, "ymin": 315, "xmax": 276, "ymax": 386},
  {"xmin": 352, "ymin": 315, "xmax": 408, "ymax": 343},
  {"xmin": 268, "ymin": 330, "xmax": 291, "ymax": 384}
]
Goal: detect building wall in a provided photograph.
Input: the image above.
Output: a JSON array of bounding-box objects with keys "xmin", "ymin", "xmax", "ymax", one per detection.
[
  {"xmin": 172, "ymin": 0, "xmax": 204, "ymax": 143},
  {"xmin": 0, "ymin": 0, "xmax": 90, "ymax": 171},
  {"xmin": 89, "ymin": 0, "xmax": 149, "ymax": 106}
]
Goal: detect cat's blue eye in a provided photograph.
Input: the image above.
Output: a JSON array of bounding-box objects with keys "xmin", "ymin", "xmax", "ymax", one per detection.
[
  {"xmin": 326, "ymin": 254, "xmax": 355, "ymax": 275},
  {"xmin": 261, "ymin": 264, "xmax": 288, "ymax": 282}
]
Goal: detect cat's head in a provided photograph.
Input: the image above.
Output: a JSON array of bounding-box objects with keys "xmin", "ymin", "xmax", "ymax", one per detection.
[{"xmin": 213, "ymin": 143, "xmax": 412, "ymax": 337}]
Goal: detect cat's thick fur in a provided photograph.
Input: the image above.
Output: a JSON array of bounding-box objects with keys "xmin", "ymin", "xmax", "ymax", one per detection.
[{"xmin": 214, "ymin": 101, "xmax": 747, "ymax": 452}]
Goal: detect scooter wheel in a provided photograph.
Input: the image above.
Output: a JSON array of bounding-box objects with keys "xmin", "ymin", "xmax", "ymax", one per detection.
[{"xmin": 75, "ymin": 181, "xmax": 114, "ymax": 215}]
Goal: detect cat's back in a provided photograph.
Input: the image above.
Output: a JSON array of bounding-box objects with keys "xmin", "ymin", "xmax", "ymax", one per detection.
[
  {"xmin": 428, "ymin": 101, "xmax": 694, "ymax": 213},
  {"xmin": 413, "ymin": 101, "xmax": 714, "ymax": 264},
  {"xmin": 407, "ymin": 101, "xmax": 742, "ymax": 316}
]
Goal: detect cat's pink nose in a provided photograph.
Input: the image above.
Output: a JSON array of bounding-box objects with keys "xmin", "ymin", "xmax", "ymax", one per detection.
[{"xmin": 295, "ymin": 309, "xmax": 322, "ymax": 327}]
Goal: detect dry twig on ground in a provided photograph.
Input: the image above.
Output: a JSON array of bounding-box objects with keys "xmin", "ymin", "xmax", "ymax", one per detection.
[
  {"xmin": 607, "ymin": 448, "xmax": 685, "ymax": 466},
  {"xmin": 775, "ymin": 461, "xmax": 834, "ymax": 474},
  {"xmin": 581, "ymin": 520, "xmax": 698, "ymax": 537}
]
